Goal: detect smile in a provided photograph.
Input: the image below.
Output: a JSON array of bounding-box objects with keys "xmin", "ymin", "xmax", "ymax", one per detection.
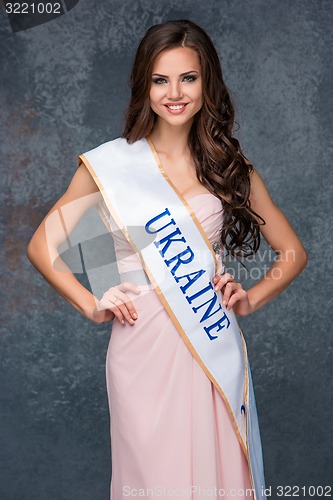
[
  {"xmin": 164, "ymin": 103, "xmax": 188, "ymax": 114},
  {"xmin": 165, "ymin": 104, "xmax": 187, "ymax": 110}
]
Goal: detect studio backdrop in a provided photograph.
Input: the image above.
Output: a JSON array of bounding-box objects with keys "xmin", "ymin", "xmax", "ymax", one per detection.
[{"xmin": 0, "ymin": 0, "xmax": 332, "ymax": 499}]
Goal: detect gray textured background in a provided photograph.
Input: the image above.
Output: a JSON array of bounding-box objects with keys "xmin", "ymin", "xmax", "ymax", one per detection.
[{"xmin": 1, "ymin": 0, "xmax": 332, "ymax": 499}]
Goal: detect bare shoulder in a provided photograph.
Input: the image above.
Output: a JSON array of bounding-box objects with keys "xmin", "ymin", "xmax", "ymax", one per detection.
[
  {"xmin": 64, "ymin": 160, "xmax": 100, "ymax": 199},
  {"xmin": 249, "ymin": 166, "xmax": 284, "ymax": 229},
  {"xmin": 249, "ymin": 166, "xmax": 283, "ymax": 224},
  {"xmin": 249, "ymin": 167, "xmax": 307, "ymax": 255},
  {"xmin": 27, "ymin": 158, "xmax": 105, "ymax": 255},
  {"xmin": 249, "ymin": 167, "xmax": 275, "ymax": 212},
  {"xmin": 49, "ymin": 160, "xmax": 102, "ymax": 213},
  {"xmin": 41, "ymin": 160, "xmax": 103, "ymax": 233}
]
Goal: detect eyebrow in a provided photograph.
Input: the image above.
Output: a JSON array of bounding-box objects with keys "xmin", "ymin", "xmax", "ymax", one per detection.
[{"xmin": 152, "ymin": 70, "xmax": 199, "ymax": 78}]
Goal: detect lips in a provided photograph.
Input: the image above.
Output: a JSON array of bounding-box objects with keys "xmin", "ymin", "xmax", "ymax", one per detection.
[
  {"xmin": 164, "ymin": 103, "xmax": 187, "ymax": 110},
  {"xmin": 165, "ymin": 104, "xmax": 186, "ymax": 111},
  {"xmin": 163, "ymin": 103, "xmax": 189, "ymax": 114}
]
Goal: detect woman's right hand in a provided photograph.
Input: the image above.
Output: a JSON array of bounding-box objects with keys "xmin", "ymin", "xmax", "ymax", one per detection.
[{"xmin": 92, "ymin": 282, "xmax": 141, "ymax": 325}]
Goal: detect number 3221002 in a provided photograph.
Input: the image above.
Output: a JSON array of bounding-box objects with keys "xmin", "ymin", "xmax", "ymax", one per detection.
[
  {"xmin": 277, "ymin": 485, "xmax": 332, "ymax": 497},
  {"xmin": 5, "ymin": 3, "xmax": 62, "ymax": 14}
]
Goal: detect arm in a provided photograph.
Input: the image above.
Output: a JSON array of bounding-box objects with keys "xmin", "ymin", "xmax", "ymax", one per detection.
[
  {"xmin": 27, "ymin": 163, "xmax": 140, "ymax": 324},
  {"xmin": 213, "ymin": 167, "xmax": 308, "ymax": 315}
]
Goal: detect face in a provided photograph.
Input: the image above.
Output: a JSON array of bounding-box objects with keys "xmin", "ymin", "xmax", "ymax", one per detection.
[{"xmin": 149, "ymin": 47, "xmax": 203, "ymax": 128}]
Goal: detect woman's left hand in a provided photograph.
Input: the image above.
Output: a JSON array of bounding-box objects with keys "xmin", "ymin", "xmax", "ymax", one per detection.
[{"xmin": 212, "ymin": 273, "xmax": 254, "ymax": 316}]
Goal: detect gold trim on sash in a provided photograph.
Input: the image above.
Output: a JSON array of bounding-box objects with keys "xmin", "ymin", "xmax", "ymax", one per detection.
[
  {"xmin": 78, "ymin": 147, "xmax": 257, "ymax": 499},
  {"xmin": 240, "ymin": 330, "xmax": 254, "ymax": 493}
]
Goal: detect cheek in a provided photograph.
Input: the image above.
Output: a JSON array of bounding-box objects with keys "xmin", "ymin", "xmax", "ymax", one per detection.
[
  {"xmin": 149, "ymin": 86, "xmax": 162, "ymax": 102},
  {"xmin": 191, "ymin": 83, "xmax": 203, "ymax": 104},
  {"xmin": 149, "ymin": 88, "xmax": 166, "ymax": 113},
  {"xmin": 149, "ymin": 94, "xmax": 158, "ymax": 112},
  {"xmin": 195, "ymin": 90, "xmax": 203, "ymax": 110},
  {"xmin": 198, "ymin": 83, "xmax": 203, "ymax": 100}
]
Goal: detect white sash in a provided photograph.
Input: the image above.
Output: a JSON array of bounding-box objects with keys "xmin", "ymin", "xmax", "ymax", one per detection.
[{"xmin": 78, "ymin": 137, "xmax": 266, "ymax": 499}]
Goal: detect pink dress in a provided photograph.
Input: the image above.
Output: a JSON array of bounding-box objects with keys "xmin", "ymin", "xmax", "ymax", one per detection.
[{"xmin": 106, "ymin": 193, "xmax": 254, "ymax": 499}]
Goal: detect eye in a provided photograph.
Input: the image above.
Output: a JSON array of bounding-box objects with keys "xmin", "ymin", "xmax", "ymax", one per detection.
[
  {"xmin": 152, "ymin": 77, "xmax": 167, "ymax": 84},
  {"xmin": 182, "ymin": 75, "xmax": 197, "ymax": 82}
]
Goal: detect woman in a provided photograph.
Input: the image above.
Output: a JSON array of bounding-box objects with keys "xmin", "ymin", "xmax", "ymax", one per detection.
[{"xmin": 27, "ymin": 20, "xmax": 307, "ymax": 500}]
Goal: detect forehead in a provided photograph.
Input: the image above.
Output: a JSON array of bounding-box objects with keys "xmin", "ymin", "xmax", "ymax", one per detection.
[{"xmin": 152, "ymin": 47, "xmax": 200, "ymax": 74}]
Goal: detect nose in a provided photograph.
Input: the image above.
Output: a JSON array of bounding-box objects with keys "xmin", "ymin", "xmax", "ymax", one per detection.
[{"xmin": 167, "ymin": 80, "xmax": 183, "ymax": 100}]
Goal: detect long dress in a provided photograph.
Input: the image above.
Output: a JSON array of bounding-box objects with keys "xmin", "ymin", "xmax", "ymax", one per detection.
[{"xmin": 105, "ymin": 193, "xmax": 254, "ymax": 499}]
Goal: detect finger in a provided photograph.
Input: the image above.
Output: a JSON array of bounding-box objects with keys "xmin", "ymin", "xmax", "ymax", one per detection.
[
  {"xmin": 222, "ymin": 282, "xmax": 242, "ymax": 305},
  {"xmin": 112, "ymin": 299, "xmax": 137, "ymax": 325},
  {"xmin": 99, "ymin": 299, "xmax": 125, "ymax": 325},
  {"xmin": 98, "ymin": 295, "xmax": 127, "ymax": 325},
  {"xmin": 225, "ymin": 288, "xmax": 248, "ymax": 310},
  {"xmin": 113, "ymin": 291, "xmax": 138, "ymax": 321},
  {"xmin": 118, "ymin": 282, "xmax": 142, "ymax": 294},
  {"xmin": 103, "ymin": 286, "xmax": 139, "ymax": 321},
  {"xmin": 214, "ymin": 273, "xmax": 234, "ymax": 291},
  {"xmin": 109, "ymin": 305, "xmax": 126, "ymax": 325}
]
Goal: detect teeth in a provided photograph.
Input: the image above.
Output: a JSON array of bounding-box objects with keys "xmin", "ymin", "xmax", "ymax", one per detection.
[{"xmin": 167, "ymin": 104, "xmax": 185, "ymax": 110}]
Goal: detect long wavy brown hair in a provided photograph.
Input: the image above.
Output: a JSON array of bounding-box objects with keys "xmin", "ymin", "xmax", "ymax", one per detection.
[{"xmin": 123, "ymin": 19, "xmax": 265, "ymax": 257}]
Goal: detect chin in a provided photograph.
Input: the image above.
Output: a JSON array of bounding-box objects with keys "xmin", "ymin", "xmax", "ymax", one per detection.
[{"xmin": 160, "ymin": 111, "xmax": 199, "ymax": 127}]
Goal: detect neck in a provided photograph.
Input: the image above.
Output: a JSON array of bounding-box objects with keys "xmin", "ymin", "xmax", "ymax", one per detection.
[{"xmin": 148, "ymin": 119, "xmax": 192, "ymax": 157}]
